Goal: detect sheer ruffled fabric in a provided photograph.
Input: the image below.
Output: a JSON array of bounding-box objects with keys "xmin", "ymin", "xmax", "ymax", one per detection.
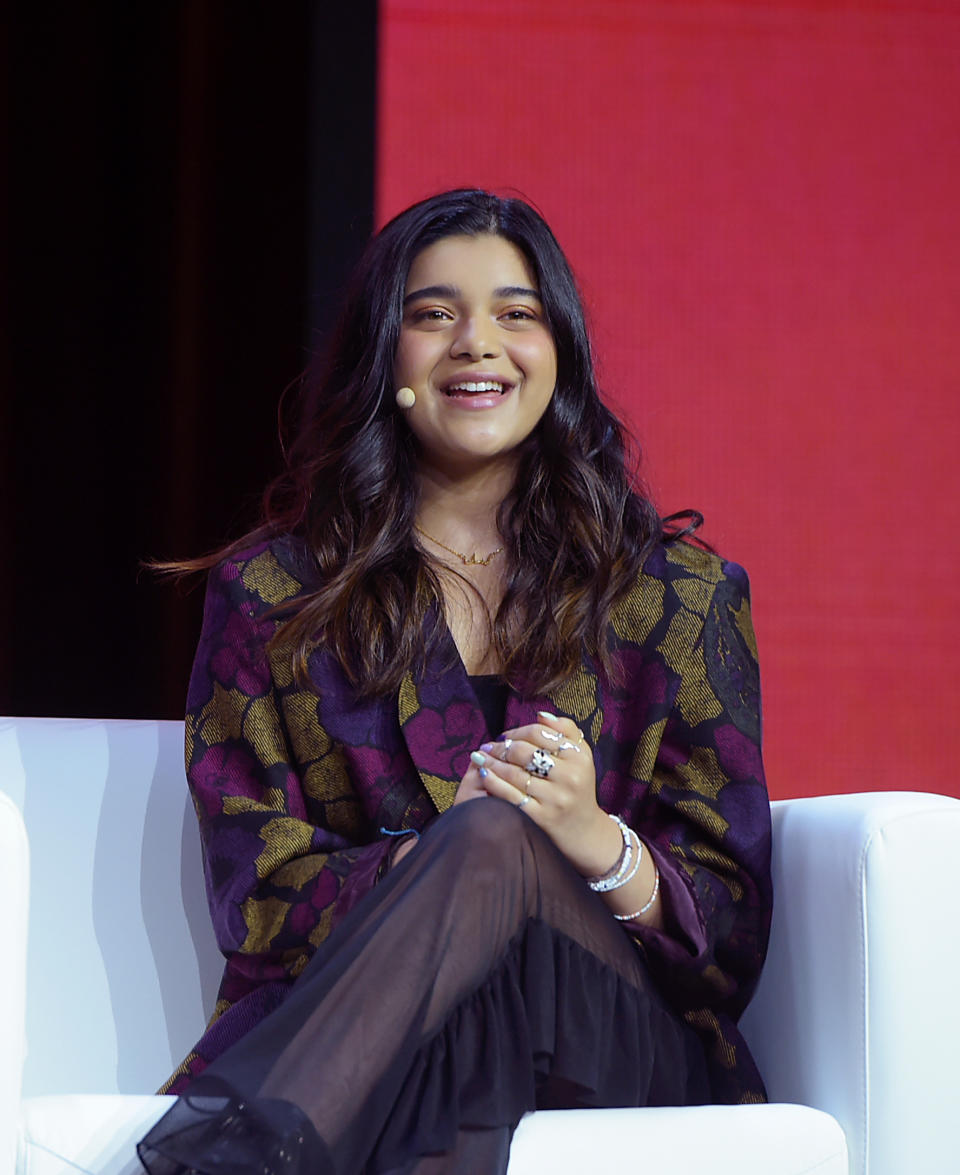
[{"xmin": 139, "ymin": 799, "xmax": 709, "ymax": 1175}]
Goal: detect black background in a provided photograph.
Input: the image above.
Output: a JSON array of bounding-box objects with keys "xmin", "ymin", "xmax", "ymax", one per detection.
[{"xmin": 3, "ymin": 3, "xmax": 378, "ymax": 717}]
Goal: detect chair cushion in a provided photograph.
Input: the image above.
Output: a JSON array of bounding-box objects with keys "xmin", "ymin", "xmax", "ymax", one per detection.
[
  {"xmin": 510, "ymin": 1104, "xmax": 848, "ymax": 1174},
  {"xmin": 20, "ymin": 1096, "xmax": 847, "ymax": 1175},
  {"xmin": 20, "ymin": 1096, "xmax": 172, "ymax": 1175}
]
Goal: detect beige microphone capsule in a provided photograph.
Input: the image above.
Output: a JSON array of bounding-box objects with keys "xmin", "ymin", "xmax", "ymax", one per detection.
[{"xmin": 395, "ymin": 386, "xmax": 416, "ymax": 409}]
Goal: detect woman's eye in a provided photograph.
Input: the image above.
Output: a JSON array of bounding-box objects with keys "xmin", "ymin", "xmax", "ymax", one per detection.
[
  {"xmin": 501, "ymin": 308, "xmax": 536, "ymax": 322},
  {"xmin": 412, "ymin": 308, "xmax": 451, "ymax": 323}
]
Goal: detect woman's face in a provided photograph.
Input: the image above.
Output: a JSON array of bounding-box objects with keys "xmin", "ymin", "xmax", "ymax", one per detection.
[{"xmin": 394, "ymin": 233, "xmax": 557, "ymax": 477}]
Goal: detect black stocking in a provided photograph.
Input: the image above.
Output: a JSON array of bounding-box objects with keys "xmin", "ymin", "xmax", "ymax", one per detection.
[{"xmin": 139, "ymin": 799, "xmax": 708, "ymax": 1175}]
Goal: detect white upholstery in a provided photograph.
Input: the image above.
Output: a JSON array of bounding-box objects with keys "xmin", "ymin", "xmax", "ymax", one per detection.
[
  {"xmin": 0, "ymin": 792, "xmax": 28, "ymax": 1175},
  {"xmin": 2, "ymin": 716, "xmax": 958, "ymax": 1175},
  {"xmin": 0, "ymin": 719, "xmax": 220, "ymax": 1099},
  {"xmin": 18, "ymin": 1097, "xmax": 848, "ymax": 1175},
  {"xmin": 18, "ymin": 1096, "xmax": 172, "ymax": 1175},
  {"xmin": 740, "ymin": 791, "xmax": 960, "ymax": 1175},
  {"xmin": 510, "ymin": 1103, "xmax": 847, "ymax": 1174}
]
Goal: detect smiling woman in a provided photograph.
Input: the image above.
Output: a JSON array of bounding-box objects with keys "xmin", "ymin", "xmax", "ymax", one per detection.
[
  {"xmin": 396, "ymin": 234, "xmax": 557, "ymax": 482},
  {"xmin": 394, "ymin": 232, "xmax": 561, "ymax": 675},
  {"xmin": 140, "ymin": 190, "xmax": 772, "ymax": 1175}
]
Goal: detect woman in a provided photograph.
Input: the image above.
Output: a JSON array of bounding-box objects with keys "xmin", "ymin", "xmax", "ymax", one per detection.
[{"xmin": 139, "ymin": 189, "xmax": 772, "ymax": 1175}]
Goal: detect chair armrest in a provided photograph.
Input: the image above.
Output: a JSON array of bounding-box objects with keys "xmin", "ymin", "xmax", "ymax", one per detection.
[
  {"xmin": 0, "ymin": 791, "xmax": 29, "ymax": 1175},
  {"xmin": 739, "ymin": 791, "xmax": 960, "ymax": 1175}
]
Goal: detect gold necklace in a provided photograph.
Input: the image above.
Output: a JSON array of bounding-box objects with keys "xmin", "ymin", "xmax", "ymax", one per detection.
[{"xmin": 414, "ymin": 525, "xmax": 504, "ymax": 567}]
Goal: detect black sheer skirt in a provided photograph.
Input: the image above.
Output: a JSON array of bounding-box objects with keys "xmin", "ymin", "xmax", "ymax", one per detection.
[{"xmin": 138, "ymin": 799, "xmax": 709, "ymax": 1175}]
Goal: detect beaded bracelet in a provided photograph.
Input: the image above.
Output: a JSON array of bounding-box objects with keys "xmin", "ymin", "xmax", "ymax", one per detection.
[
  {"xmin": 613, "ymin": 860, "xmax": 661, "ymax": 922},
  {"xmin": 588, "ymin": 814, "xmax": 643, "ymax": 893}
]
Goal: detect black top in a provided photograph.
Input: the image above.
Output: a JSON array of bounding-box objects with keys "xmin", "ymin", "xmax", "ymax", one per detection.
[{"xmin": 469, "ymin": 674, "xmax": 510, "ymax": 740}]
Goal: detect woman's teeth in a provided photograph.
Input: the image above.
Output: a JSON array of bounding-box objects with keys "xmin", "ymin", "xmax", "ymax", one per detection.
[{"xmin": 445, "ymin": 381, "xmax": 506, "ymax": 395}]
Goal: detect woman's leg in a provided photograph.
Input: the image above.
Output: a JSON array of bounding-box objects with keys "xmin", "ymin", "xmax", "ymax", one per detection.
[{"xmin": 140, "ymin": 799, "xmax": 706, "ymax": 1175}]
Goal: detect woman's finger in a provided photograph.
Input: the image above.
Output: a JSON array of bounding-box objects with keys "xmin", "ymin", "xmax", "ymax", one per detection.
[
  {"xmin": 477, "ymin": 739, "xmax": 560, "ymax": 784},
  {"xmin": 497, "ymin": 714, "xmax": 587, "ymax": 755},
  {"xmin": 452, "ymin": 761, "xmax": 490, "ymax": 805},
  {"xmin": 470, "ymin": 751, "xmax": 540, "ymax": 802},
  {"xmin": 470, "ymin": 752, "xmax": 537, "ymax": 811},
  {"xmin": 538, "ymin": 711, "xmax": 586, "ymax": 740}
]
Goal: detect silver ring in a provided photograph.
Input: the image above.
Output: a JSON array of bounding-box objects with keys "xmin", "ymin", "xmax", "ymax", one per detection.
[
  {"xmin": 499, "ymin": 738, "xmax": 513, "ymax": 762},
  {"xmin": 527, "ymin": 747, "xmax": 555, "ymax": 777},
  {"xmin": 517, "ymin": 794, "xmax": 530, "ymax": 808}
]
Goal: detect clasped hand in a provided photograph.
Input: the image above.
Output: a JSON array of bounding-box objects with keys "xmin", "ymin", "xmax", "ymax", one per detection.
[{"xmin": 453, "ymin": 711, "xmax": 621, "ymax": 878}]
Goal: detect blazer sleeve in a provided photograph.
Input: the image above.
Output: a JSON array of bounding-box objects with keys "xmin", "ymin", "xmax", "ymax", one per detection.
[
  {"xmin": 185, "ymin": 552, "xmax": 393, "ymax": 984},
  {"xmin": 626, "ymin": 558, "xmax": 772, "ymax": 1025}
]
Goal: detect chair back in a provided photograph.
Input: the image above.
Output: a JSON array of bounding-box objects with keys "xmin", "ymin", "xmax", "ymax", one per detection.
[{"xmin": 0, "ymin": 717, "xmax": 221, "ymax": 1097}]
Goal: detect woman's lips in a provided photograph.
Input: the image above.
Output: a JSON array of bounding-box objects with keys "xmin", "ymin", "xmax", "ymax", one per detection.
[
  {"xmin": 442, "ymin": 378, "xmax": 511, "ymax": 398},
  {"xmin": 439, "ymin": 379, "xmax": 514, "ymax": 409}
]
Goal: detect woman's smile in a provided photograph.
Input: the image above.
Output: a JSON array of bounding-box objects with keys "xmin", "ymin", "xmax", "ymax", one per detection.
[
  {"xmin": 438, "ymin": 372, "xmax": 515, "ymax": 409},
  {"xmin": 395, "ymin": 233, "xmax": 557, "ymax": 471}
]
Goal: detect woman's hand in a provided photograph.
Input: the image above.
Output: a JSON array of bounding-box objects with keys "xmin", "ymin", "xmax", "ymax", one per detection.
[
  {"xmin": 390, "ymin": 762, "xmax": 487, "ymax": 871},
  {"xmin": 470, "ymin": 711, "xmax": 623, "ymax": 879},
  {"xmin": 452, "ymin": 760, "xmax": 489, "ymax": 806}
]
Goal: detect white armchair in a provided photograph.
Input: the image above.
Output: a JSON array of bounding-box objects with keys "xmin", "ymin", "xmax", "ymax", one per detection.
[{"xmin": 1, "ymin": 716, "xmax": 957, "ymax": 1175}]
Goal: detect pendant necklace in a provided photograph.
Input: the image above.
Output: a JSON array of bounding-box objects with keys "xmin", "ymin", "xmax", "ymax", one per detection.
[{"xmin": 414, "ymin": 525, "xmax": 504, "ymax": 567}]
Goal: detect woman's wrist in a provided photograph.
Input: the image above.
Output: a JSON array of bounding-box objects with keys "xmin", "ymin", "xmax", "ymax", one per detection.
[
  {"xmin": 390, "ymin": 837, "xmax": 418, "ymax": 868},
  {"xmin": 380, "ymin": 827, "xmax": 420, "ymax": 871},
  {"xmin": 571, "ymin": 809, "xmax": 626, "ymax": 880},
  {"xmin": 601, "ymin": 836, "xmax": 664, "ymax": 930}
]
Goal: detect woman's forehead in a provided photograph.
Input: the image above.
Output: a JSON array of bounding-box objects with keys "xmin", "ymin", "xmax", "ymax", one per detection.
[{"xmin": 404, "ymin": 234, "xmax": 537, "ymax": 295}]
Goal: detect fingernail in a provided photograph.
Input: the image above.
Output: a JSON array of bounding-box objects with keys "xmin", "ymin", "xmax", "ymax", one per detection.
[
  {"xmin": 470, "ymin": 751, "xmax": 487, "ymax": 767},
  {"xmin": 480, "ymin": 742, "xmax": 494, "ymax": 753},
  {"xmin": 537, "ymin": 710, "xmax": 559, "ymax": 721},
  {"xmin": 479, "ymin": 767, "xmax": 488, "ymax": 779}
]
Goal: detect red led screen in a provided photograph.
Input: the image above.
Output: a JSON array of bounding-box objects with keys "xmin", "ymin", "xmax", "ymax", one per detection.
[{"xmin": 378, "ymin": 0, "xmax": 960, "ymax": 799}]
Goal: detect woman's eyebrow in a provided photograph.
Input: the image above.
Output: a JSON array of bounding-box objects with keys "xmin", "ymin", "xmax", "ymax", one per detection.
[
  {"xmin": 495, "ymin": 285, "xmax": 541, "ymax": 300},
  {"xmin": 403, "ymin": 284, "xmax": 542, "ymax": 305},
  {"xmin": 403, "ymin": 284, "xmax": 459, "ymax": 305}
]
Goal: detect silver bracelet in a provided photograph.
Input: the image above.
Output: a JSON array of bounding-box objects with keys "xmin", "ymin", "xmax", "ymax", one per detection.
[
  {"xmin": 613, "ymin": 860, "xmax": 661, "ymax": 921},
  {"xmin": 588, "ymin": 814, "xmax": 642, "ymax": 893},
  {"xmin": 616, "ymin": 828, "xmax": 643, "ymax": 888},
  {"xmin": 586, "ymin": 813, "xmax": 630, "ymax": 890},
  {"xmin": 587, "ymin": 814, "xmax": 633, "ymax": 891}
]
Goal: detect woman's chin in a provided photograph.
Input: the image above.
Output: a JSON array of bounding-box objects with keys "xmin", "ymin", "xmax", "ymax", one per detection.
[{"xmin": 417, "ymin": 442, "xmax": 521, "ymax": 479}]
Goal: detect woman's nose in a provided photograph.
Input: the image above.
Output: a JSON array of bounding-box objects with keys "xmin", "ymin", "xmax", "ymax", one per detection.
[{"xmin": 450, "ymin": 316, "xmax": 500, "ymax": 360}]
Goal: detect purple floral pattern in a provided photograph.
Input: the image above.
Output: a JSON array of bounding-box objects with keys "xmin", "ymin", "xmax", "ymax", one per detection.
[{"xmin": 163, "ymin": 535, "xmax": 771, "ymax": 1106}]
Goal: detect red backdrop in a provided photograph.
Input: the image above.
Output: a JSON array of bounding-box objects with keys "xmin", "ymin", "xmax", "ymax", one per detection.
[{"xmin": 377, "ymin": 0, "xmax": 960, "ymax": 800}]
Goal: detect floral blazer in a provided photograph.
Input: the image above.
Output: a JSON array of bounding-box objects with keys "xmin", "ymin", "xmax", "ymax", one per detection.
[{"xmin": 163, "ymin": 535, "xmax": 772, "ymax": 1104}]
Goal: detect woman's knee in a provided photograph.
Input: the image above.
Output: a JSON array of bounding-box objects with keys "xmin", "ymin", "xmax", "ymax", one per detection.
[{"xmin": 424, "ymin": 797, "xmax": 535, "ymax": 879}]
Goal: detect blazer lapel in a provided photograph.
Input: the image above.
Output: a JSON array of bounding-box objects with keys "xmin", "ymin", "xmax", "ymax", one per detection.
[
  {"xmin": 398, "ymin": 617, "xmax": 605, "ymax": 814},
  {"xmin": 511, "ymin": 659, "xmax": 604, "ymax": 749},
  {"xmin": 398, "ymin": 620, "xmax": 488, "ymax": 815}
]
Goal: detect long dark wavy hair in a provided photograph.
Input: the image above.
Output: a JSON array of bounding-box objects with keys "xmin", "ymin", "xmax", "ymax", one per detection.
[{"xmin": 166, "ymin": 189, "xmax": 699, "ymax": 697}]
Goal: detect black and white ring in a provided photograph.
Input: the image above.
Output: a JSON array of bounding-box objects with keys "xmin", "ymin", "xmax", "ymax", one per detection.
[{"xmin": 527, "ymin": 747, "xmax": 556, "ymax": 777}]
